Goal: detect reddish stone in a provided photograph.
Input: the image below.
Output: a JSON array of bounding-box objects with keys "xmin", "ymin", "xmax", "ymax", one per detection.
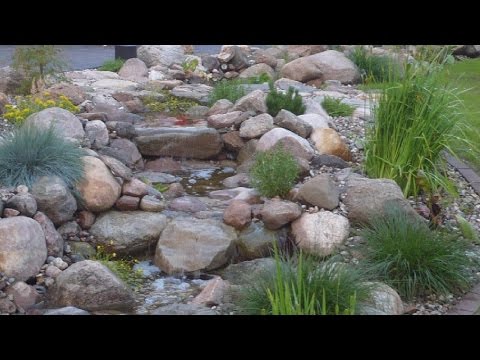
[
  {"xmin": 223, "ymin": 200, "xmax": 252, "ymax": 230},
  {"xmin": 77, "ymin": 210, "xmax": 96, "ymax": 230},
  {"xmin": 3, "ymin": 208, "xmax": 20, "ymax": 217},
  {"xmin": 115, "ymin": 196, "xmax": 140, "ymax": 211},
  {"xmin": 122, "ymin": 178, "xmax": 148, "ymax": 197}
]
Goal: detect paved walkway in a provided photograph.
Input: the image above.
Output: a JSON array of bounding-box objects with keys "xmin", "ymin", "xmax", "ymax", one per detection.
[{"xmin": 445, "ymin": 154, "xmax": 480, "ymax": 315}]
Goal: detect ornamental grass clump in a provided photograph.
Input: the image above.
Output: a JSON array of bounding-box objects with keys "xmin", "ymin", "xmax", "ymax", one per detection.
[
  {"xmin": 364, "ymin": 63, "xmax": 472, "ymax": 197},
  {"xmin": 321, "ymin": 96, "xmax": 355, "ymax": 117},
  {"xmin": 239, "ymin": 243, "xmax": 371, "ymax": 315},
  {"xmin": 361, "ymin": 204, "xmax": 472, "ymax": 300},
  {"xmin": 0, "ymin": 124, "xmax": 85, "ymax": 189}
]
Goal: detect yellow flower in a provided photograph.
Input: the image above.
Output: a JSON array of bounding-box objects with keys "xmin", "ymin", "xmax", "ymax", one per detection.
[
  {"xmin": 109, "ymin": 240, "xmax": 114, "ymax": 245},
  {"xmin": 112, "ymin": 253, "xmax": 117, "ymax": 258}
]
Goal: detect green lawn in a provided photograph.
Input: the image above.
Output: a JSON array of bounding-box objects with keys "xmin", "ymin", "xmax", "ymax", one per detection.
[{"xmin": 439, "ymin": 59, "xmax": 480, "ymax": 173}]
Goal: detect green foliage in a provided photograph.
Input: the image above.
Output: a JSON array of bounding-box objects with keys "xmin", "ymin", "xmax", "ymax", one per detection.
[
  {"xmin": 437, "ymin": 59, "xmax": 480, "ymax": 173},
  {"xmin": 364, "ymin": 63, "xmax": 471, "ymax": 197},
  {"xmin": 94, "ymin": 244, "xmax": 144, "ymax": 289},
  {"xmin": 98, "ymin": 58, "xmax": 125, "ymax": 72},
  {"xmin": 208, "ymin": 79, "xmax": 246, "ymax": 105},
  {"xmin": 321, "ymin": 96, "xmax": 355, "ymax": 117},
  {"xmin": 456, "ymin": 215, "xmax": 480, "ymax": 244},
  {"xmin": 153, "ymin": 183, "xmax": 169, "ymax": 192},
  {"xmin": 250, "ymin": 145, "xmax": 299, "ymax": 198},
  {"xmin": 242, "ymin": 73, "xmax": 272, "ymax": 84},
  {"xmin": 361, "ymin": 204, "xmax": 472, "ymax": 300},
  {"xmin": 3, "ymin": 93, "xmax": 79, "ymax": 126},
  {"xmin": 266, "ymin": 82, "xmax": 305, "ymax": 117},
  {"xmin": 182, "ymin": 58, "xmax": 199, "ymax": 73},
  {"xmin": 144, "ymin": 92, "xmax": 199, "ymax": 115},
  {"xmin": 11, "ymin": 45, "xmax": 68, "ymax": 95},
  {"xmin": 0, "ymin": 124, "xmax": 85, "ymax": 189},
  {"xmin": 240, "ymin": 245, "xmax": 369, "ymax": 315},
  {"xmin": 415, "ymin": 45, "xmax": 455, "ymax": 65},
  {"xmin": 348, "ymin": 46, "xmax": 401, "ymax": 84}
]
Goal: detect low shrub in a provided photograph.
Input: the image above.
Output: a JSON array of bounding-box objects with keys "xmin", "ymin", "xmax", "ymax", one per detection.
[
  {"xmin": 266, "ymin": 82, "xmax": 305, "ymax": 117},
  {"xmin": 0, "ymin": 124, "xmax": 85, "ymax": 189},
  {"xmin": 321, "ymin": 96, "xmax": 355, "ymax": 117},
  {"xmin": 361, "ymin": 204, "xmax": 472, "ymax": 300},
  {"xmin": 98, "ymin": 58, "xmax": 125, "ymax": 72},
  {"xmin": 250, "ymin": 145, "xmax": 299, "ymax": 198}
]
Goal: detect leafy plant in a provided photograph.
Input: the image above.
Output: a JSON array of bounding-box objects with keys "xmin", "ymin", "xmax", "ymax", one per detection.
[
  {"xmin": 98, "ymin": 58, "xmax": 125, "ymax": 72},
  {"xmin": 208, "ymin": 79, "xmax": 246, "ymax": 105},
  {"xmin": 266, "ymin": 82, "xmax": 305, "ymax": 117},
  {"xmin": 348, "ymin": 46, "xmax": 401, "ymax": 84},
  {"xmin": 240, "ymin": 244, "xmax": 369, "ymax": 315},
  {"xmin": 250, "ymin": 145, "xmax": 299, "ymax": 198},
  {"xmin": 144, "ymin": 92, "xmax": 199, "ymax": 115},
  {"xmin": 456, "ymin": 215, "xmax": 480, "ymax": 244},
  {"xmin": 182, "ymin": 58, "xmax": 199, "ymax": 73},
  {"xmin": 94, "ymin": 243, "xmax": 144, "ymax": 289},
  {"xmin": 415, "ymin": 45, "xmax": 455, "ymax": 65},
  {"xmin": 242, "ymin": 73, "xmax": 272, "ymax": 84},
  {"xmin": 3, "ymin": 93, "xmax": 79, "ymax": 126},
  {"xmin": 321, "ymin": 96, "xmax": 355, "ymax": 117},
  {"xmin": 0, "ymin": 124, "xmax": 85, "ymax": 189},
  {"xmin": 364, "ymin": 63, "xmax": 472, "ymax": 197},
  {"xmin": 361, "ymin": 204, "xmax": 472, "ymax": 300},
  {"xmin": 11, "ymin": 45, "xmax": 68, "ymax": 95}
]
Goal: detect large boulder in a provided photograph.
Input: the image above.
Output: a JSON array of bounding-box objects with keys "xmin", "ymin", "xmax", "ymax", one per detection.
[
  {"xmin": 31, "ymin": 176, "xmax": 77, "ymax": 226},
  {"xmin": 5, "ymin": 281, "xmax": 39, "ymax": 310},
  {"xmin": 137, "ymin": 45, "xmax": 185, "ymax": 68},
  {"xmin": 297, "ymin": 174, "xmax": 339, "ymax": 210},
  {"xmin": 24, "ymin": 107, "xmax": 85, "ymax": 142},
  {"xmin": 98, "ymin": 138, "xmax": 143, "ymax": 169},
  {"xmin": 310, "ymin": 128, "xmax": 352, "ymax": 161},
  {"xmin": 89, "ymin": 211, "xmax": 167, "ymax": 255},
  {"xmin": 256, "ymin": 128, "xmax": 315, "ymax": 161},
  {"xmin": 171, "ymin": 84, "xmax": 213, "ymax": 104},
  {"xmin": 0, "ymin": 216, "xmax": 47, "ymax": 281},
  {"xmin": 118, "ymin": 58, "xmax": 149, "ymax": 82},
  {"xmin": 33, "ymin": 212, "xmax": 63, "ymax": 257},
  {"xmin": 216, "ymin": 258, "xmax": 276, "ymax": 285},
  {"xmin": 232, "ymin": 90, "xmax": 267, "ymax": 114},
  {"xmin": 223, "ymin": 200, "xmax": 251, "ymax": 230},
  {"xmin": 48, "ymin": 260, "xmax": 134, "ymax": 312},
  {"xmin": 287, "ymin": 45, "xmax": 328, "ymax": 58},
  {"xmin": 76, "ymin": 156, "xmax": 121, "ymax": 213},
  {"xmin": 135, "ymin": 127, "xmax": 223, "ymax": 159},
  {"xmin": 236, "ymin": 221, "xmax": 279, "ymax": 260},
  {"xmin": 239, "ymin": 63, "xmax": 275, "ymax": 79},
  {"xmin": 260, "ymin": 199, "xmax": 302, "ymax": 230},
  {"xmin": 281, "ymin": 50, "xmax": 360, "ymax": 84},
  {"xmin": 6, "ymin": 193, "xmax": 37, "ymax": 217},
  {"xmin": 91, "ymin": 79, "xmax": 138, "ymax": 92},
  {"xmin": 359, "ymin": 282, "xmax": 404, "ymax": 315},
  {"xmin": 343, "ymin": 176, "xmax": 423, "ymax": 226},
  {"xmin": 154, "ymin": 217, "xmax": 237, "ymax": 274},
  {"xmin": 85, "ymin": 120, "xmax": 109, "ymax": 149},
  {"xmin": 274, "ymin": 109, "xmax": 312, "ymax": 138},
  {"xmin": 239, "ymin": 113, "xmax": 274, "ymax": 139},
  {"xmin": 291, "ymin": 212, "xmax": 349, "ymax": 257},
  {"xmin": 45, "ymin": 83, "xmax": 87, "ymax": 105}
]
